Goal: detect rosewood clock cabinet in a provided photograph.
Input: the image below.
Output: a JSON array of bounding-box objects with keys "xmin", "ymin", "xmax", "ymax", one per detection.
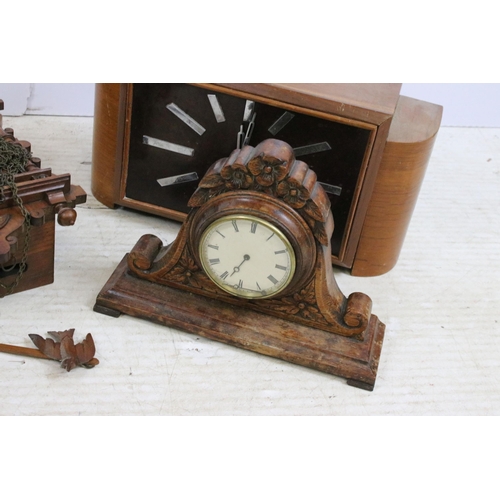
[{"xmin": 91, "ymin": 83, "xmax": 442, "ymax": 276}]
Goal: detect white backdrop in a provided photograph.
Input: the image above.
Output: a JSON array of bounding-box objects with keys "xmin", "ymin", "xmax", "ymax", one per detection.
[{"xmin": 1, "ymin": 83, "xmax": 499, "ymax": 127}]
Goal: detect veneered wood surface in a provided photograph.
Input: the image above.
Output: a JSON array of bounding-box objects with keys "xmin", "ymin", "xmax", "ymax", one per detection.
[
  {"xmin": 387, "ymin": 95, "xmax": 444, "ymax": 143},
  {"xmin": 352, "ymin": 96, "xmax": 443, "ymax": 276},
  {"xmin": 216, "ymin": 83, "xmax": 402, "ymax": 124},
  {"xmin": 90, "ymin": 83, "xmax": 122, "ymax": 208}
]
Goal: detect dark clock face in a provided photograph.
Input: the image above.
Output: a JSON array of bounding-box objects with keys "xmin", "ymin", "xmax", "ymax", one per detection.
[{"xmin": 126, "ymin": 83, "xmax": 372, "ymax": 256}]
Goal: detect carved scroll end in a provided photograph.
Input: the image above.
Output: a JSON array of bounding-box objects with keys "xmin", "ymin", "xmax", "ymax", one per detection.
[
  {"xmin": 128, "ymin": 234, "xmax": 163, "ymax": 272},
  {"xmin": 343, "ymin": 292, "xmax": 372, "ymax": 331}
]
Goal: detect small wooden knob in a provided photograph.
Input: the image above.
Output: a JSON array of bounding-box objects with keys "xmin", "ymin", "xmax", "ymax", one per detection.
[{"xmin": 57, "ymin": 207, "xmax": 77, "ymax": 226}]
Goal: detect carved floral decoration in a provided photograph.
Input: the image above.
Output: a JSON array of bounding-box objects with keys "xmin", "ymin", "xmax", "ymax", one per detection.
[
  {"xmin": 220, "ymin": 162, "xmax": 253, "ymax": 190},
  {"xmin": 162, "ymin": 251, "xmax": 210, "ymax": 290},
  {"xmin": 188, "ymin": 147, "xmax": 331, "ymax": 246},
  {"xmin": 266, "ymin": 280, "xmax": 324, "ymax": 323},
  {"xmin": 247, "ymin": 155, "xmax": 289, "ymax": 187},
  {"xmin": 275, "ymin": 177, "xmax": 309, "ymax": 209}
]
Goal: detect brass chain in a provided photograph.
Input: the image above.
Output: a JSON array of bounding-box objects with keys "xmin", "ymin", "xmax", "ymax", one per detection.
[{"xmin": 0, "ymin": 136, "xmax": 32, "ymax": 295}]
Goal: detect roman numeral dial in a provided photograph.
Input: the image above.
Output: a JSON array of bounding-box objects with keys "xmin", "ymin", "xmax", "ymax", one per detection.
[{"xmin": 199, "ymin": 215, "xmax": 296, "ymax": 299}]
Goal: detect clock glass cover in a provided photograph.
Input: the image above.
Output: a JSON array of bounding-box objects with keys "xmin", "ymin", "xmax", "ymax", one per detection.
[
  {"xmin": 125, "ymin": 83, "xmax": 372, "ymax": 257},
  {"xmin": 199, "ymin": 214, "xmax": 296, "ymax": 299}
]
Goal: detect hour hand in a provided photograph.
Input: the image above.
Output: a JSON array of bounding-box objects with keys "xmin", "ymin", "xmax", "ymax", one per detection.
[
  {"xmin": 231, "ymin": 254, "xmax": 250, "ymax": 276},
  {"xmin": 237, "ymin": 125, "xmax": 244, "ymax": 149}
]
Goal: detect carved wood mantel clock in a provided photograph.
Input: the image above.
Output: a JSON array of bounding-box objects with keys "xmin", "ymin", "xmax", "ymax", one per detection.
[
  {"xmin": 91, "ymin": 83, "xmax": 442, "ymax": 276},
  {"xmin": 94, "ymin": 139, "xmax": 386, "ymax": 390}
]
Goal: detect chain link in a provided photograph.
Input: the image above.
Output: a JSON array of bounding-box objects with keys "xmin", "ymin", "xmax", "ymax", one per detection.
[{"xmin": 0, "ymin": 136, "xmax": 32, "ymax": 295}]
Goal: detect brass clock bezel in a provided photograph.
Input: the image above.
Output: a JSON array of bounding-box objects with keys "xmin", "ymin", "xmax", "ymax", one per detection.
[{"xmin": 198, "ymin": 214, "xmax": 297, "ymax": 300}]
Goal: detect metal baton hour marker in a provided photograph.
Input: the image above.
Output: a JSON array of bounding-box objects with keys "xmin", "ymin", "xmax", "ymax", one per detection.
[
  {"xmin": 157, "ymin": 171, "xmax": 199, "ymax": 187},
  {"xmin": 319, "ymin": 182, "xmax": 342, "ymax": 196},
  {"xmin": 293, "ymin": 142, "xmax": 332, "ymax": 157},
  {"xmin": 268, "ymin": 111, "xmax": 295, "ymax": 135},
  {"xmin": 207, "ymin": 94, "xmax": 226, "ymax": 123},
  {"xmin": 166, "ymin": 103, "xmax": 206, "ymax": 135},
  {"xmin": 243, "ymin": 100, "xmax": 255, "ymax": 122},
  {"xmin": 143, "ymin": 135, "xmax": 194, "ymax": 157}
]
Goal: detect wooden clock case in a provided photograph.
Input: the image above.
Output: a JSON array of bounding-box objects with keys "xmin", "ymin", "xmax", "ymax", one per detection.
[
  {"xmin": 91, "ymin": 83, "xmax": 442, "ymax": 277},
  {"xmin": 95, "ymin": 139, "xmax": 385, "ymax": 390},
  {"xmin": 0, "ymin": 101, "xmax": 87, "ymax": 297}
]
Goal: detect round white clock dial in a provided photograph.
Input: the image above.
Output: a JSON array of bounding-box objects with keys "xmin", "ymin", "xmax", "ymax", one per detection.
[{"xmin": 199, "ymin": 215, "xmax": 296, "ymax": 299}]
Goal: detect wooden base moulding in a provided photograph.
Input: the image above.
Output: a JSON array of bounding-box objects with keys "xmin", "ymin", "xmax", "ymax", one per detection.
[{"xmin": 94, "ymin": 256, "xmax": 385, "ymax": 391}]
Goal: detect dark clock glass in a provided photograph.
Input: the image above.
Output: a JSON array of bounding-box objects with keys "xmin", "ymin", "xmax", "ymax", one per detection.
[{"xmin": 126, "ymin": 83, "xmax": 371, "ymax": 256}]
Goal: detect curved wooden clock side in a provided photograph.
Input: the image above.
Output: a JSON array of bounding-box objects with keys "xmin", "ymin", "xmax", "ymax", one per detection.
[
  {"xmin": 91, "ymin": 83, "xmax": 124, "ymax": 209},
  {"xmin": 352, "ymin": 96, "xmax": 443, "ymax": 276}
]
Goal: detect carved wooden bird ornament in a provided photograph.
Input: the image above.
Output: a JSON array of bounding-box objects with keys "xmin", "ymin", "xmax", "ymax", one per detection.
[{"xmin": 29, "ymin": 329, "xmax": 99, "ymax": 371}]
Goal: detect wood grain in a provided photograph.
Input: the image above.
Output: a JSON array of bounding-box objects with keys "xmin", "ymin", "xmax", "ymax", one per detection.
[
  {"xmin": 352, "ymin": 96, "xmax": 443, "ymax": 276},
  {"xmin": 95, "ymin": 256, "xmax": 385, "ymax": 391},
  {"xmin": 90, "ymin": 83, "xmax": 123, "ymax": 208},
  {"xmin": 215, "ymin": 83, "xmax": 401, "ymax": 123}
]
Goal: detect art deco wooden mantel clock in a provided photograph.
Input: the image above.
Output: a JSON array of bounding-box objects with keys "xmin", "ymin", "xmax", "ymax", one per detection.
[
  {"xmin": 91, "ymin": 83, "xmax": 442, "ymax": 276},
  {"xmin": 95, "ymin": 139, "xmax": 385, "ymax": 390}
]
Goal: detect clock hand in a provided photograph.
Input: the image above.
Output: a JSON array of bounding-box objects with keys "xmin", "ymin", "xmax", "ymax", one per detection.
[
  {"xmin": 237, "ymin": 125, "xmax": 244, "ymax": 149},
  {"xmin": 231, "ymin": 254, "xmax": 250, "ymax": 276},
  {"xmin": 236, "ymin": 108, "xmax": 256, "ymax": 149},
  {"xmin": 243, "ymin": 112, "xmax": 256, "ymax": 146}
]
